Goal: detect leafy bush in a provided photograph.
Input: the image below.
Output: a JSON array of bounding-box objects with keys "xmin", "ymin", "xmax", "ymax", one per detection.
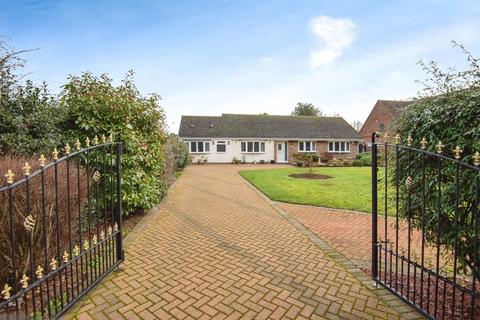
[
  {"xmin": 393, "ymin": 44, "xmax": 480, "ymax": 278},
  {"xmin": 162, "ymin": 134, "xmax": 189, "ymax": 186},
  {"xmin": 292, "ymin": 152, "xmax": 319, "ymax": 173},
  {"xmin": 167, "ymin": 134, "xmax": 189, "ymax": 170},
  {"xmin": 0, "ymin": 40, "xmax": 66, "ymax": 154},
  {"xmin": 60, "ymin": 71, "xmax": 167, "ymax": 215},
  {"xmin": 354, "ymin": 152, "xmax": 371, "ymax": 166}
]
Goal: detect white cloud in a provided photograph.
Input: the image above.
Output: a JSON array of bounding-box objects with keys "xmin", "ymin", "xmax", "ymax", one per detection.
[{"xmin": 309, "ymin": 16, "xmax": 356, "ymax": 68}]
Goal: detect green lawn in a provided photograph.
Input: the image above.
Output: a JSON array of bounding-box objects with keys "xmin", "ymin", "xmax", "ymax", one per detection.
[{"xmin": 239, "ymin": 167, "xmax": 375, "ymax": 213}]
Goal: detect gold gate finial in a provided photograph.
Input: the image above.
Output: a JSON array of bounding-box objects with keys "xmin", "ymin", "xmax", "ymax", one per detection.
[
  {"xmin": 2, "ymin": 283, "xmax": 12, "ymax": 300},
  {"xmin": 50, "ymin": 258, "xmax": 58, "ymax": 271},
  {"xmin": 93, "ymin": 135, "xmax": 99, "ymax": 145},
  {"xmin": 52, "ymin": 148, "xmax": 59, "ymax": 161},
  {"xmin": 20, "ymin": 274, "xmax": 29, "ymax": 289},
  {"xmin": 383, "ymin": 133, "xmax": 389, "ymax": 144},
  {"xmin": 36, "ymin": 265, "xmax": 44, "ymax": 279},
  {"xmin": 420, "ymin": 137, "xmax": 428, "ymax": 150},
  {"xmin": 436, "ymin": 141, "xmax": 444, "ymax": 154},
  {"xmin": 406, "ymin": 135, "xmax": 413, "ymax": 147},
  {"xmin": 473, "ymin": 152, "xmax": 480, "ymax": 166},
  {"xmin": 108, "ymin": 133, "xmax": 113, "ymax": 143},
  {"xmin": 453, "ymin": 146, "xmax": 462, "ymax": 159},
  {"xmin": 394, "ymin": 134, "xmax": 400, "ymax": 145},
  {"xmin": 75, "ymin": 139, "xmax": 81, "ymax": 151},
  {"xmin": 39, "ymin": 154, "xmax": 47, "ymax": 167},
  {"xmin": 63, "ymin": 250, "xmax": 69, "ymax": 263},
  {"xmin": 23, "ymin": 162, "xmax": 31, "ymax": 176},
  {"xmin": 4, "ymin": 169, "xmax": 14, "ymax": 184},
  {"xmin": 85, "ymin": 137, "xmax": 90, "ymax": 147},
  {"xmin": 101, "ymin": 134, "xmax": 107, "ymax": 143},
  {"xmin": 65, "ymin": 143, "xmax": 71, "ymax": 155},
  {"xmin": 73, "ymin": 245, "xmax": 80, "ymax": 257}
]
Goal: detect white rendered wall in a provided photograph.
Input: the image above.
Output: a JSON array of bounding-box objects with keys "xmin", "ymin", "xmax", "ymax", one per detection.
[{"xmin": 184, "ymin": 139, "xmax": 275, "ymax": 163}]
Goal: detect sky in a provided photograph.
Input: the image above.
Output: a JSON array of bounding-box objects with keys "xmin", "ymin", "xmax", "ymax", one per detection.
[{"xmin": 2, "ymin": 0, "xmax": 480, "ymax": 133}]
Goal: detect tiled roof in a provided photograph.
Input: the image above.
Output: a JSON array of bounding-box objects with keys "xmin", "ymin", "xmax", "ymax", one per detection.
[
  {"xmin": 378, "ymin": 100, "xmax": 411, "ymax": 117},
  {"xmin": 178, "ymin": 113, "xmax": 361, "ymax": 140}
]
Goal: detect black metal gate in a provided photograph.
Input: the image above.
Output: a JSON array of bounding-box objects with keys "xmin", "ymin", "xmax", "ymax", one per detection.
[
  {"xmin": 0, "ymin": 135, "xmax": 124, "ymax": 319},
  {"xmin": 371, "ymin": 132, "xmax": 480, "ymax": 319}
]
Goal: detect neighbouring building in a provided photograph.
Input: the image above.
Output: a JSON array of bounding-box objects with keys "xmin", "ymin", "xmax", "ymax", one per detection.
[
  {"xmin": 178, "ymin": 113, "xmax": 362, "ymax": 164},
  {"xmin": 359, "ymin": 100, "xmax": 411, "ymax": 148}
]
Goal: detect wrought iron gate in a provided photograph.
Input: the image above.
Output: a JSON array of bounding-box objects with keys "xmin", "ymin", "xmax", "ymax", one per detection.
[
  {"xmin": 371, "ymin": 132, "xmax": 480, "ymax": 319},
  {"xmin": 0, "ymin": 135, "xmax": 124, "ymax": 319}
]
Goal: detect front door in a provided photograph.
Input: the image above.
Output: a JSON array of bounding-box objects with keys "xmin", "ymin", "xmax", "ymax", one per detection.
[{"xmin": 276, "ymin": 142, "xmax": 287, "ymax": 163}]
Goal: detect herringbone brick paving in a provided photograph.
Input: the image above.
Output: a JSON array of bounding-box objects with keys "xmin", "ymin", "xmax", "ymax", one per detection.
[{"xmin": 68, "ymin": 165, "xmax": 420, "ymax": 319}]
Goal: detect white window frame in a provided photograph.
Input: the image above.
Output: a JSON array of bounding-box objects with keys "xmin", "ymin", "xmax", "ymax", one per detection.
[
  {"xmin": 298, "ymin": 141, "xmax": 316, "ymax": 152},
  {"xmin": 216, "ymin": 140, "xmax": 226, "ymax": 153},
  {"xmin": 240, "ymin": 141, "xmax": 266, "ymax": 153},
  {"xmin": 328, "ymin": 141, "xmax": 350, "ymax": 153},
  {"xmin": 189, "ymin": 141, "xmax": 210, "ymax": 153}
]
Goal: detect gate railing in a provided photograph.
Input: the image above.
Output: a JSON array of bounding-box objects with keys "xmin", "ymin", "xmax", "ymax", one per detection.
[
  {"xmin": 0, "ymin": 135, "xmax": 123, "ymax": 319},
  {"xmin": 372, "ymin": 132, "xmax": 479, "ymax": 319}
]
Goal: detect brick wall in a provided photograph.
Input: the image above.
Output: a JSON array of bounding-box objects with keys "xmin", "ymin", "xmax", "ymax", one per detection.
[{"xmin": 287, "ymin": 141, "xmax": 359, "ymax": 164}]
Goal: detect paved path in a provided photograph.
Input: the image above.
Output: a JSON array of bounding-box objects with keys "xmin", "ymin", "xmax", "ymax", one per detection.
[{"xmin": 69, "ymin": 165, "xmax": 420, "ymax": 319}]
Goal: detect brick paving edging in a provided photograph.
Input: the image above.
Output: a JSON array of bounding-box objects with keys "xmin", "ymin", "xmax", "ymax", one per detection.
[{"xmin": 237, "ymin": 173, "xmax": 424, "ymax": 320}]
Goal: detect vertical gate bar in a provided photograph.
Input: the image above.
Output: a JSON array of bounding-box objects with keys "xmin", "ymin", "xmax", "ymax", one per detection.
[
  {"xmin": 54, "ymin": 160, "xmax": 64, "ymax": 311},
  {"xmin": 396, "ymin": 145, "xmax": 400, "ymax": 292},
  {"xmin": 434, "ymin": 155, "xmax": 442, "ymax": 318},
  {"xmin": 421, "ymin": 152, "xmax": 426, "ymax": 310},
  {"xmin": 7, "ymin": 188, "xmax": 19, "ymax": 318},
  {"xmin": 372, "ymin": 132, "xmax": 379, "ymax": 281},
  {"xmin": 471, "ymin": 173, "xmax": 479, "ymax": 320},
  {"xmin": 86, "ymin": 148, "xmax": 94, "ymax": 285},
  {"xmin": 384, "ymin": 142, "xmax": 388, "ymax": 284},
  {"xmin": 401, "ymin": 253, "xmax": 404, "ymax": 296},
  {"xmin": 26, "ymin": 179, "xmax": 37, "ymax": 315},
  {"xmin": 110, "ymin": 142, "xmax": 115, "ymax": 268},
  {"xmin": 95, "ymin": 146, "xmax": 100, "ymax": 280},
  {"xmin": 66, "ymin": 157, "xmax": 74, "ymax": 301},
  {"xmin": 77, "ymin": 153, "xmax": 84, "ymax": 293},
  {"xmin": 407, "ymin": 148, "xmax": 412, "ymax": 301},
  {"xmin": 451, "ymin": 162, "xmax": 460, "ymax": 318},
  {"xmin": 102, "ymin": 144, "xmax": 108, "ymax": 275},
  {"xmin": 41, "ymin": 170, "xmax": 52, "ymax": 318},
  {"xmin": 116, "ymin": 141, "xmax": 124, "ymax": 262}
]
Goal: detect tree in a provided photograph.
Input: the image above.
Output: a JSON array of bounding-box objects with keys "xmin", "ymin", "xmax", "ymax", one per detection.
[
  {"xmin": 393, "ymin": 42, "xmax": 480, "ymax": 278},
  {"xmin": 291, "ymin": 102, "xmax": 324, "ymax": 116},
  {"xmin": 351, "ymin": 120, "xmax": 363, "ymax": 131}
]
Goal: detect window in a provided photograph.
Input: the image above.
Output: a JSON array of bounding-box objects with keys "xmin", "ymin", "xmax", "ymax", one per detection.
[
  {"xmin": 379, "ymin": 123, "xmax": 385, "ymax": 131},
  {"xmin": 189, "ymin": 141, "xmax": 210, "ymax": 153},
  {"xmin": 328, "ymin": 141, "xmax": 350, "ymax": 153},
  {"xmin": 241, "ymin": 141, "xmax": 266, "ymax": 153},
  {"xmin": 216, "ymin": 141, "xmax": 226, "ymax": 153},
  {"xmin": 298, "ymin": 141, "xmax": 316, "ymax": 152}
]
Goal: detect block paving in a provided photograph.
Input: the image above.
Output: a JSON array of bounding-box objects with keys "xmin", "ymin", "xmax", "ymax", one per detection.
[
  {"xmin": 68, "ymin": 164, "xmax": 422, "ymax": 319},
  {"xmin": 281, "ymin": 203, "xmax": 443, "ymax": 271}
]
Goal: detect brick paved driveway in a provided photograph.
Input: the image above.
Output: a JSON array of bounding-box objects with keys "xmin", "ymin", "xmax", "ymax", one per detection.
[
  {"xmin": 281, "ymin": 203, "xmax": 443, "ymax": 272},
  {"xmin": 69, "ymin": 165, "xmax": 421, "ymax": 320}
]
